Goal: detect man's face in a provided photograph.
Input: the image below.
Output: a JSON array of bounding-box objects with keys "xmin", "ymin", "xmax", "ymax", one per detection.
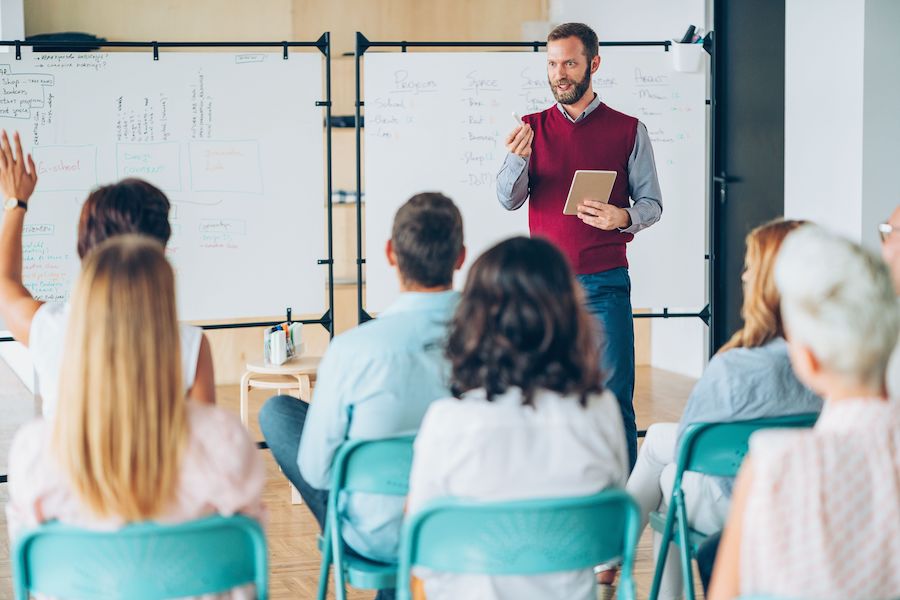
[
  {"xmin": 547, "ymin": 36, "xmax": 595, "ymax": 105},
  {"xmin": 881, "ymin": 206, "xmax": 900, "ymax": 295}
]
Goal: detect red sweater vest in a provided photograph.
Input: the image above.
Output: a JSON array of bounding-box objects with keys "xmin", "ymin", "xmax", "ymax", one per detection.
[{"xmin": 523, "ymin": 103, "xmax": 637, "ymax": 275}]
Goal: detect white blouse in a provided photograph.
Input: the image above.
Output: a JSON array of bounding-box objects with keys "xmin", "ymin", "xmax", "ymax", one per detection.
[
  {"xmin": 29, "ymin": 302, "xmax": 203, "ymax": 418},
  {"xmin": 407, "ymin": 387, "xmax": 629, "ymax": 600}
]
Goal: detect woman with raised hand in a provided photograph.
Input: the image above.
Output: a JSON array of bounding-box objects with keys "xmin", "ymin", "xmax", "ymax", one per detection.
[
  {"xmin": 6, "ymin": 235, "xmax": 264, "ymax": 599},
  {"xmin": 0, "ymin": 130, "xmax": 215, "ymax": 415}
]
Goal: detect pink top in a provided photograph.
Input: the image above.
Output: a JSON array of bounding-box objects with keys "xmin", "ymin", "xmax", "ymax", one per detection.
[
  {"xmin": 6, "ymin": 402, "xmax": 266, "ymax": 599},
  {"xmin": 742, "ymin": 398, "xmax": 900, "ymax": 599}
]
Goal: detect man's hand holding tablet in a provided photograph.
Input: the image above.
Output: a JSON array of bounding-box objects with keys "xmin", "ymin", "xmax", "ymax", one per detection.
[
  {"xmin": 564, "ymin": 170, "xmax": 632, "ymax": 231},
  {"xmin": 577, "ymin": 199, "xmax": 631, "ymax": 230}
]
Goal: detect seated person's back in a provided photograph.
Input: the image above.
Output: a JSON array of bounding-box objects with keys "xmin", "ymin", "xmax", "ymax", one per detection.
[
  {"xmin": 6, "ymin": 236, "xmax": 264, "ymax": 600},
  {"xmin": 260, "ymin": 192, "xmax": 466, "ymax": 568},
  {"xmin": 709, "ymin": 225, "xmax": 900, "ymax": 600},
  {"xmin": 407, "ymin": 237, "xmax": 628, "ymax": 600},
  {"xmin": 744, "ymin": 400, "xmax": 900, "ymax": 597}
]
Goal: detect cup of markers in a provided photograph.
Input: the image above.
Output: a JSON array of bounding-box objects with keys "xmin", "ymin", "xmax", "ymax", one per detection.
[{"xmin": 264, "ymin": 322, "xmax": 303, "ymax": 366}]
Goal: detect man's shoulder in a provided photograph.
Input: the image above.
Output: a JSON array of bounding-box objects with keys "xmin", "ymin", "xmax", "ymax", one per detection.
[
  {"xmin": 600, "ymin": 103, "xmax": 639, "ymax": 125},
  {"xmin": 522, "ymin": 106, "xmax": 557, "ymax": 126},
  {"xmin": 327, "ymin": 310, "xmax": 438, "ymax": 355}
]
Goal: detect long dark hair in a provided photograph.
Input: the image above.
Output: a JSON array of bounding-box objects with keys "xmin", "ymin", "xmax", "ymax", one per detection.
[{"xmin": 446, "ymin": 236, "xmax": 604, "ymax": 406}]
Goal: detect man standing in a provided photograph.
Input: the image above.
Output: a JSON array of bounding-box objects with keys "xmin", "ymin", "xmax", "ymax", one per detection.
[
  {"xmin": 496, "ymin": 23, "xmax": 663, "ymax": 469},
  {"xmin": 259, "ymin": 193, "xmax": 465, "ymax": 600}
]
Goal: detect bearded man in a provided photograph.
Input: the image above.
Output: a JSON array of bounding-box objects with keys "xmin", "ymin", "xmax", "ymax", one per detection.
[{"xmin": 496, "ymin": 22, "xmax": 664, "ymax": 470}]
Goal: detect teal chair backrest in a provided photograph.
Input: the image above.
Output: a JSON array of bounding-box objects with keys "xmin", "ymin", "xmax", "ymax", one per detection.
[
  {"xmin": 320, "ymin": 436, "xmax": 416, "ymax": 600},
  {"xmin": 397, "ymin": 489, "xmax": 641, "ymax": 600},
  {"xmin": 330, "ymin": 435, "xmax": 416, "ymax": 496},
  {"xmin": 13, "ymin": 514, "xmax": 268, "ymax": 600},
  {"xmin": 676, "ymin": 413, "xmax": 820, "ymax": 478}
]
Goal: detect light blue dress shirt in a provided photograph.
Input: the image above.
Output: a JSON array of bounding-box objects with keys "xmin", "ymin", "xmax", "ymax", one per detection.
[{"xmin": 298, "ymin": 290, "xmax": 459, "ymax": 562}]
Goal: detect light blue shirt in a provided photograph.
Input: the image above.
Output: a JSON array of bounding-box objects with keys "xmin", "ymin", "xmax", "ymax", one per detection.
[
  {"xmin": 677, "ymin": 337, "xmax": 823, "ymax": 495},
  {"xmin": 298, "ymin": 290, "xmax": 459, "ymax": 562}
]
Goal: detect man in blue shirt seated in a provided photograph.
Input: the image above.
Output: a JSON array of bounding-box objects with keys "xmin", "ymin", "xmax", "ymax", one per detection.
[{"xmin": 259, "ymin": 192, "xmax": 465, "ymax": 600}]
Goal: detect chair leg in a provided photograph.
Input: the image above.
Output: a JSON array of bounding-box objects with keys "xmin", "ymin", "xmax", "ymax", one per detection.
[
  {"xmin": 675, "ymin": 491, "xmax": 696, "ymax": 600},
  {"xmin": 333, "ymin": 537, "xmax": 347, "ymax": 600},
  {"xmin": 316, "ymin": 523, "xmax": 332, "ymax": 600},
  {"xmin": 299, "ymin": 374, "xmax": 311, "ymax": 401},
  {"xmin": 648, "ymin": 499, "xmax": 678, "ymax": 600},
  {"xmin": 239, "ymin": 371, "xmax": 252, "ymax": 427}
]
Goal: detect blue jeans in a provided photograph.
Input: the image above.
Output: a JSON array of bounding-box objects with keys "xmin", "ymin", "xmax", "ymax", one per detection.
[
  {"xmin": 258, "ymin": 396, "xmax": 396, "ymax": 600},
  {"xmin": 577, "ymin": 267, "xmax": 637, "ymax": 470}
]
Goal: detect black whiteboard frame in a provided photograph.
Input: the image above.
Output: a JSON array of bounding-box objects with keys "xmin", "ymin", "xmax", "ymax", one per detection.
[
  {"xmin": 353, "ymin": 33, "xmax": 714, "ymax": 346},
  {"xmin": 0, "ymin": 35, "xmax": 337, "ymax": 343}
]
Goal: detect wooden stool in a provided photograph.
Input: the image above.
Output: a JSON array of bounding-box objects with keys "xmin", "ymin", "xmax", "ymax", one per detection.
[
  {"xmin": 240, "ymin": 355, "xmax": 321, "ymax": 505},
  {"xmin": 239, "ymin": 355, "xmax": 321, "ymax": 427}
]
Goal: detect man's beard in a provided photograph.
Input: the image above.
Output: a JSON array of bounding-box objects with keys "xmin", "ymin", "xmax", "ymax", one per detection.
[{"xmin": 549, "ymin": 63, "xmax": 592, "ymax": 105}]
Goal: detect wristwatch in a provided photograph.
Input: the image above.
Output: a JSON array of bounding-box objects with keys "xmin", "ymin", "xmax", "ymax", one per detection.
[{"xmin": 3, "ymin": 198, "xmax": 26, "ymax": 212}]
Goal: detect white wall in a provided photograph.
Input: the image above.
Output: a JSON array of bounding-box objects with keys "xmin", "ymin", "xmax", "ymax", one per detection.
[
  {"xmin": 550, "ymin": 0, "xmax": 707, "ymax": 41},
  {"xmin": 861, "ymin": 0, "xmax": 900, "ymax": 253},
  {"xmin": 0, "ymin": 340, "xmax": 36, "ymax": 394},
  {"xmin": 0, "ymin": 0, "xmax": 24, "ymax": 41},
  {"xmin": 784, "ymin": 0, "xmax": 865, "ymax": 241},
  {"xmin": 785, "ymin": 0, "xmax": 900, "ymax": 251},
  {"xmin": 550, "ymin": 0, "xmax": 710, "ymax": 378}
]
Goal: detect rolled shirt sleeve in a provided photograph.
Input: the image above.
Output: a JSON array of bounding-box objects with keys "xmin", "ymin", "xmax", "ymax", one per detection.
[
  {"xmin": 496, "ymin": 153, "xmax": 529, "ymax": 211},
  {"xmin": 622, "ymin": 121, "xmax": 663, "ymax": 234}
]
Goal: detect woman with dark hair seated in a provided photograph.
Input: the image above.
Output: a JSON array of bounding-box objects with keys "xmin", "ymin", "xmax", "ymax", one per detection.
[{"xmin": 405, "ymin": 236, "xmax": 629, "ymax": 600}]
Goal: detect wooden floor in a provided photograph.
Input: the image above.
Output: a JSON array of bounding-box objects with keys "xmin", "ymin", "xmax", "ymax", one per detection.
[{"xmin": 0, "ymin": 360, "xmax": 701, "ymax": 599}]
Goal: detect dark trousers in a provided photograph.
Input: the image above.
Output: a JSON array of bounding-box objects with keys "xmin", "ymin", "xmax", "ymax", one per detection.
[
  {"xmin": 258, "ymin": 395, "xmax": 395, "ymax": 600},
  {"xmin": 696, "ymin": 530, "xmax": 722, "ymax": 594},
  {"xmin": 577, "ymin": 267, "xmax": 637, "ymax": 470}
]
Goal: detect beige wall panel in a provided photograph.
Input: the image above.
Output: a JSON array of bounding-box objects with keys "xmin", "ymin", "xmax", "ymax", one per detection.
[
  {"xmin": 332, "ymin": 128, "xmax": 359, "ymax": 190},
  {"xmin": 332, "ymin": 201, "xmax": 358, "ymax": 283},
  {"xmin": 26, "ymin": 0, "xmax": 293, "ymax": 41},
  {"xmin": 293, "ymin": 0, "xmax": 546, "ymax": 55}
]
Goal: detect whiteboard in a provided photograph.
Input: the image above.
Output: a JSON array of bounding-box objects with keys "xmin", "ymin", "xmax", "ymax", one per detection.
[
  {"xmin": 364, "ymin": 50, "xmax": 706, "ymax": 312},
  {"xmin": 0, "ymin": 49, "xmax": 325, "ymax": 323}
]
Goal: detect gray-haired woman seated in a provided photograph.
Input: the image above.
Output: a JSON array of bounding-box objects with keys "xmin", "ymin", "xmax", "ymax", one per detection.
[{"xmin": 709, "ymin": 224, "xmax": 900, "ymax": 600}]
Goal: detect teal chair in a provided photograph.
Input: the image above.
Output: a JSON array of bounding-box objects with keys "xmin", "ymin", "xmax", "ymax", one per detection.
[
  {"xmin": 396, "ymin": 489, "xmax": 641, "ymax": 600},
  {"xmin": 648, "ymin": 413, "xmax": 819, "ymax": 600},
  {"xmin": 12, "ymin": 514, "xmax": 267, "ymax": 600},
  {"xmin": 317, "ymin": 435, "xmax": 415, "ymax": 600}
]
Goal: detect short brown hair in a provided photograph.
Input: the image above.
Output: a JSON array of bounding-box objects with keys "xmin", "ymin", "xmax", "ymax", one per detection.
[
  {"xmin": 391, "ymin": 192, "xmax": 463, "ymax": 288},
  {"xmin": 548, "ymin": 22, "xmax": 599, "ymax": 61},
  {"xmin": 446, "ymin": 236, "xmax": 604, "ymax": 406},
  {"xmin": 77, "ymin": 178, "xmax": 172, "ymax": 259}
]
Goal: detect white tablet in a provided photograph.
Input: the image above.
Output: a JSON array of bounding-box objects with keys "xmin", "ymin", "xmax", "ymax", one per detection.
[{"xmin": 563, "ymin": 170, "xmax": 617, "ymax": 215}]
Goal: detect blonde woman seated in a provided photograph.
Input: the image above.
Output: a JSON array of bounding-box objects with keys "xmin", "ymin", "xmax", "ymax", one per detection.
[
  {"xmin": 6, "ymin": 236, "xmax": 265, "ymax": 599},
  {"xmin": 406, "ymin": 237, "xmax": 629, "ymax": 600},
  {"xmin": 709, "ymin": 225, "xmax": 900, "ymax": 600},
  {"xmin": 605, "ymin": 220, "xmax": 822, "ymax": 599}
]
